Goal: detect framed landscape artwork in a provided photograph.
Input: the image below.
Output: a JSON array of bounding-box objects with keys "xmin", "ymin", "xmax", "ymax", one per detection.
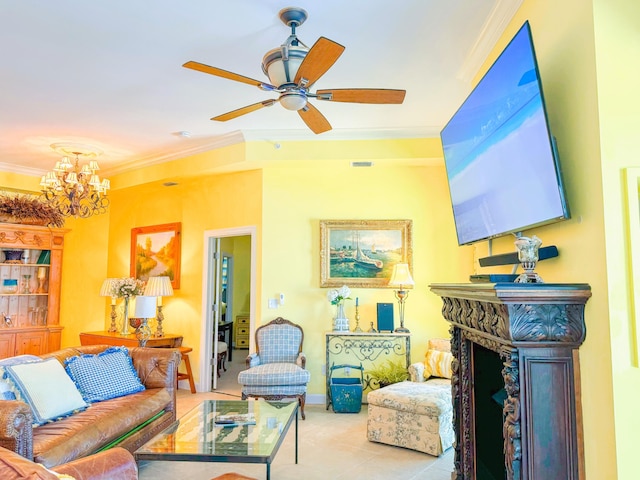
[
  {"xmin": 320, "ymin": 219, "xmax": 413, "ymax": 288},
  {"xmin": 131, "ymin": 222, "xmax": 181, "ymax": 289}
]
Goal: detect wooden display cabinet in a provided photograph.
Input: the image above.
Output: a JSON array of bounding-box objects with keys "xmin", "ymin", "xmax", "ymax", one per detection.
[{"xmin": 0, "ymin": 223, "xmax": 67, "ymax": 358}]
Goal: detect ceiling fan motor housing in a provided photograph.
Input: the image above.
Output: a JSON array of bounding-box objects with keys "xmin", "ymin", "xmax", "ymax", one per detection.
[{"xmin": 262, "ymin": 45, "xmax": 308, "ymax": 87}]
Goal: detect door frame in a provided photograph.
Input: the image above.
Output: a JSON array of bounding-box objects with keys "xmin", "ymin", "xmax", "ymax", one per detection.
[{"xmin": 199, "ymin": 225, "xmax": 257, "ymax": 392}]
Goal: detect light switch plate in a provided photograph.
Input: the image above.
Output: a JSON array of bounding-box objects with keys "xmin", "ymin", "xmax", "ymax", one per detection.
[{"xmin": 268, "ymin": 299, "xmax": 278, "ymax": 309}]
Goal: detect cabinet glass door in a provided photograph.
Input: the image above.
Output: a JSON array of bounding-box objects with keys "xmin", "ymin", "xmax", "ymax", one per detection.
[{"xmin": 0, "ymin": 248, "xmax": 50, "ymax": 328}]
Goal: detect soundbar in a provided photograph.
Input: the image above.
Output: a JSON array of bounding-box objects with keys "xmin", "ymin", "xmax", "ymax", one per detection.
[
  {"xmin": 470, "ymin": 274, "xmax": 519, "ymax": 283},
  {"xmin": 478, "ymin": 245, "xmax": 559, "ymax": 267}
]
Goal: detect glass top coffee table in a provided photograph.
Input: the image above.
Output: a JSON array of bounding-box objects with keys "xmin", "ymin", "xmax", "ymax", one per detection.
[{"xmin": 135, "ymin": 399, "xmax": 298, "ymax": 480}]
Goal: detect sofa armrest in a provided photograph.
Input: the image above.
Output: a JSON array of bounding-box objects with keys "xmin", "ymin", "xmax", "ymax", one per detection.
[
  {"xmin": 0, "ymin": 445, "xmax": 137, "ymax": 480},
  {"xmin": 0, "ymin": 445, "xmax": 58, "ymax": 479},
  {"xmin": 408, "ymin": 362, "xmax": 426, "ymax": 383},
  {"xmin": 54, "ymin": 447, "xmax": 137, "ymax": 480},
  {"xmin": 0, "ymin": 400, "xmax": 34, "ymax": 459},
  {"xmin": 297, "ymin": 352, "xmax": 306, "ymax": 369},
  {"xmin": 129, "ymin": 347, "xmax": 181, "ymax": 413}
]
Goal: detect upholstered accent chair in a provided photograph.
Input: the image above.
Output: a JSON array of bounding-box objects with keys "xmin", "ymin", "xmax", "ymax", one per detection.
[{"xmin": 237, "ymin": 317, "xmax": 310, "ymax": 419}]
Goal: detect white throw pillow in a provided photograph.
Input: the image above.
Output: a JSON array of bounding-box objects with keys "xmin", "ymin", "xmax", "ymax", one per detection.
[
  {"xmin": 0, "ymin": 355, "xmax": 42, "ymax": 400},
  {"xmin": 3, "ymin": 357, "xmax": 88, "ymax": 425}
]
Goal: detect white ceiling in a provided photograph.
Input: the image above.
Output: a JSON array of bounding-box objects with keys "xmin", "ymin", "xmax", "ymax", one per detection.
[{"xmin": 0, "ymin": 0, "xmax": 521, "ymax": 177}]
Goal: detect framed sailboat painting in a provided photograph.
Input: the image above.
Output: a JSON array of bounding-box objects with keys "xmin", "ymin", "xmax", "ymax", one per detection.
[{"xmin": 320, "ymin": 219, "xmax": 413, "ymax": 288}]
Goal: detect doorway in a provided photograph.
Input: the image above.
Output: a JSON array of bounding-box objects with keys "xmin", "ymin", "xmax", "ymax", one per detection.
[{"xmin": 199, "ymin": 226, "xmax": 256, "ymax": 392}]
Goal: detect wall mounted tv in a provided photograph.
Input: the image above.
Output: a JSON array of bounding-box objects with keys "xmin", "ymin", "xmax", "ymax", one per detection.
[{"xmin": 440, "ymin": 21, "xmax": 569, "ymax": 246}]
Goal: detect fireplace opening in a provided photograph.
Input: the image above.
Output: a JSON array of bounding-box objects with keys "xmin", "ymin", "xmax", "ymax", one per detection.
[{"xmin": 472, "ymin": 343, "xmax": 507, "ymax": 480}]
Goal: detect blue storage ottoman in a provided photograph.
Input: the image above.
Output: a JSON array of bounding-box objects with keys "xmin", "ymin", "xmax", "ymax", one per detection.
[{"xmin": 329, "ymin": 363, "xmax": 364, "ymax": 413}]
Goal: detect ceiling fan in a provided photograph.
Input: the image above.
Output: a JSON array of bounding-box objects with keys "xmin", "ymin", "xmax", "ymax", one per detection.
[{"xmin": 183, "ymin": 6, "xmax": 406, "ymax": 134}]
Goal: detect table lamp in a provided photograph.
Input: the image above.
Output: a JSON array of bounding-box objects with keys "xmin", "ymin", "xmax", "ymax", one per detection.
[
  {"xmin": 99, "ymin": 278, "xmax": 118, "ymax": 332},
  {"xmin": 133, "ymin": 296, "xmax": 156, "ymax": 347},
  {"xmin": 388, "ymin": 263, "xmax": 415, "ymax": 333},
  {"xmin": 144, "ymin": 276, "xmax": 174, "ymax": 337}
]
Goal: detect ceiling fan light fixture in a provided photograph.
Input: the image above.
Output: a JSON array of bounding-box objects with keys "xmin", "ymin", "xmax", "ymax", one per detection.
[
  {"xmin": 279, "ymin": 91, "xmax": 307, "ymax": 111},
  {"xmin": 262, "ymin": 46, "xmax": 307, "ymax": 87}
]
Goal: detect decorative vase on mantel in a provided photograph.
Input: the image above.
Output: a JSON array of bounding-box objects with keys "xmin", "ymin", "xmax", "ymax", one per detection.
[
  {"xmin": 121, "ymin": 297, "xmax": 131, "ymax": 335},
  {"xmin": 333, "ymin": 303, "xmax": 349, "ymax": 332}
]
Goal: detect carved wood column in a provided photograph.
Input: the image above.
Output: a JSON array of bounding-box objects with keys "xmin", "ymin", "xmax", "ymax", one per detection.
[{"xmin": 430, "ymin": 283, "xmax": 591, "ymax": 480}]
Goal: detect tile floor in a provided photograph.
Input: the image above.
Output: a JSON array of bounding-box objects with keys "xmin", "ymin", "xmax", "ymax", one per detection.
[{"xmin": 137, "ymin": 349, "xmax": 454, "ymax": 480}]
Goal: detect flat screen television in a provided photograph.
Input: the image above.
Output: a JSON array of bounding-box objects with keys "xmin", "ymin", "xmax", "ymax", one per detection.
[{"xmin": 440, "ymin": 21, "xmax": 569, "ymax": 246}]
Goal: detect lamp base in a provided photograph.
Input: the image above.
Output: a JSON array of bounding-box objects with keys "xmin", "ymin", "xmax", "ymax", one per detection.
[{"xmin": 394, "ymin": 326, "xmax": 410, "ymax": 333}]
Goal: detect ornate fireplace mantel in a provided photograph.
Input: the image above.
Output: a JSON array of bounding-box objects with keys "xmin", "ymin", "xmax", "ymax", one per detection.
[{"xmin": 429, "ymin": 283, "xmax": 591, "ymax": 480}]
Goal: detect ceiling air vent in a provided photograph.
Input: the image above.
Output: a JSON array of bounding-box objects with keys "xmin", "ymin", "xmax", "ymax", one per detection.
[{"xmin": 350, "ymin": 161, "xmax": 374, "ymax": 167}]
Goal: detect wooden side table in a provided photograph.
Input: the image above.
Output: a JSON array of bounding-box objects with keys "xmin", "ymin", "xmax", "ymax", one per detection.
[{"xmin": 79, "ymin": 331, "xmax": 183, "ymax": 348}]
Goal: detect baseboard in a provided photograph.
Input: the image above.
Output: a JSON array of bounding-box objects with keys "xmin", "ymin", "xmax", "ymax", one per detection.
[{"xmin": 307, "ymin": 393, "xmax": 325, "ymax": 405}]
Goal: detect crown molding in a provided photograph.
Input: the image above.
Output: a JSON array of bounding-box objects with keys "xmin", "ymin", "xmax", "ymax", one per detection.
[
  {"xmin": 242, "ymin": 126, "xmax": 441, "ymax": 142},
  {"xmin": 103, "ymin": 130, "xmax": 247, "ymax": 176},
  {"xmin": 0, "ymin": 161, "xmax": 45, "ymax": 177},
  {"xmin": 456, "ymin": 0, "xmax": 523, "ymax": 83},
  {"xmin": 4, "ymin": 126, "xmax": 442, "ymax": 178}
]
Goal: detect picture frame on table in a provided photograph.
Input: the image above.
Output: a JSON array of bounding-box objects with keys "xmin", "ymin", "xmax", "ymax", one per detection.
[
  {"xmin": 320, "ymin": 219, "xmax": 413, "ymax": 288},
  {"xmin": 130, "ymin": 222, "xmax": 181, "ymax": 289}
]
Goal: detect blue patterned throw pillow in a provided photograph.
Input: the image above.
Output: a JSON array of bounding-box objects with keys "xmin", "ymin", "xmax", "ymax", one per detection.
[{"xmin": 65, "ymin": 346, "xmax": 145, "ymax": 403}]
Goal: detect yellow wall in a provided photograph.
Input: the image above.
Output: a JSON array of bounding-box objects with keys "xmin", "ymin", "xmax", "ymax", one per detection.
[
  {"xmin": 259, "ymin": 159, "xmax": 472, "ymax": 397},
  {"xmin": 46, "ymin": 136, "xmax": 469, "ymax": 397},
  {"xmin": 3, "ymin": 2, "xmax": 636, "ymax": 474},
  {"xmin": 592, "ymin": 1, "xmax": 640, "ymax": 478},
  {"xmin": 52, "ymin": 156, "xmax": 264, "ymax": 389},
  {"xmin": 468, "ymin": 0, "xmax": 638, "ymax": 479},
  {"xmin": 220, "ymin": 235, "xmax": 251, "ymax": 320}
]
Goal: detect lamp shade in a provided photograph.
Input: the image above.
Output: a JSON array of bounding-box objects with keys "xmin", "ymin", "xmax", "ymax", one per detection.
[
  {"xmin": 99, "ymin": 278, "xmax": 117, "ymax": 297},
  {"xmin": 144, "ymin": 276, "xmax": 174, "ymax": 297},
  {"xmin": 134, "ymin": 296, "xmax": 157, "ymax": 319},
  {"xmin": 388, "ymin": 263, "xmax": 415, "ymax": 289}
]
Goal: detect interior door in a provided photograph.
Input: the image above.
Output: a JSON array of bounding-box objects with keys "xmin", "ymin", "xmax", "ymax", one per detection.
[
  {"xmin": 200, "ymin": 226, "xmax": 256, "ymax": 393},
  {"xmin": 210, "ymin": 238, "xmax": 222, "ymax": 389},
  {"xmin": 221, "ymin": 254, "xmax": 233, "ymax": 327}
]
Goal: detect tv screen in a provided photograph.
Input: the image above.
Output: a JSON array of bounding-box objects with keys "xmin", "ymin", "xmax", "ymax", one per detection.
[{"xmin": 440, "ymin": 21, "xmax": 569, "ymax": 246}]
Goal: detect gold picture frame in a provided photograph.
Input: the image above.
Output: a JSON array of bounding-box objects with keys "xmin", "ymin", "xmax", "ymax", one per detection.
[
  {"xmin": 320, "ymin": 219, "xmax": 413, "ymax": 288},
  {"xmin": 131, "ymin": 222, "xmax": 181, "ymax": 289}
]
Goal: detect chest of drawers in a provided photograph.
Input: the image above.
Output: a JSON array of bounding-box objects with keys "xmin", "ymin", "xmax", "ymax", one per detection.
[{"xmin": 234, "ymin": 314, "xmax": 250, "ymax": 349}]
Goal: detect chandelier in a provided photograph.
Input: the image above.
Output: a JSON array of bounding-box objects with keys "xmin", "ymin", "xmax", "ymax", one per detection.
[{"xmin": 40, "ymin": 143, "xmax": 110, "ymax": 218}]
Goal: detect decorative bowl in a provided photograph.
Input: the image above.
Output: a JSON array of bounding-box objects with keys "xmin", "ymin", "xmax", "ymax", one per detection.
[{"xmin": 3, "ymin": 250, "xmax": 24, "ymax": 263}]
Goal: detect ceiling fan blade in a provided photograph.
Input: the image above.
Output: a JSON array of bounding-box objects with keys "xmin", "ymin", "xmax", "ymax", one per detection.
[
  {"xmin": 316, "ymin": 88, "xmax": 406, "ymax": 104},
  {"xmin": 298, "ymin": 102, "xmax": 332, "ymax": 134},
  {"xmin": 183, "ymin": 61, "xmax": 274, "ymax": 89},
  {"xmin": 294, "ymin": 37, "xmax": 345, "ymax": 87},
  {"xmin": 212, "ymin": 100, "xmax": 277, "ymax": 122}
]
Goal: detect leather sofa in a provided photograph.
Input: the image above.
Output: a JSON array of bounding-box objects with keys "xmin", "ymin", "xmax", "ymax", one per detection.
[
  {"xmin": 0, "ymin": 345, "xmax": 180, "ymax": 469},
  {"xmin": 0, "ymin": 445, "xmax": 138, "ymax": 480}
]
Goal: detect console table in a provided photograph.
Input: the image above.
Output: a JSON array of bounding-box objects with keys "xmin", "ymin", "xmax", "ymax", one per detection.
[
  {"xmin": 79, "ymin": 331, "xmax": 183, "ymax": 348},
  {"xmin": 430, "ymin": 282, "xmax": 591, "ymax": 480},
  {"xmin": 325, "ymin": 332, "xmax": 410, "ymax": 410}
]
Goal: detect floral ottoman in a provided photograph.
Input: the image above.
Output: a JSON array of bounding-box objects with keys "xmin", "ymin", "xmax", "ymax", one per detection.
[{"xmin": 366, "ymin": 378, "xmax": 454, "ymax": 456}]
